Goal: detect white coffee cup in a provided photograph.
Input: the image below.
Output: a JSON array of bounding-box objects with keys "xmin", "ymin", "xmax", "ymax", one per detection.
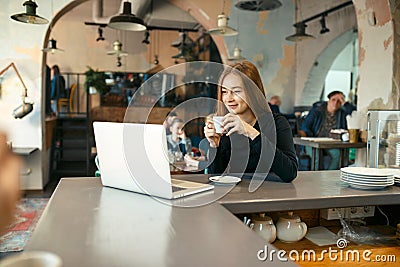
[
  {"xmin": 0, "ymin": 251, "xmax": 62, "ymax": 267},
  {"xmin": 212, "ymin": 116, "xmax": 224, "ymax": 134}
]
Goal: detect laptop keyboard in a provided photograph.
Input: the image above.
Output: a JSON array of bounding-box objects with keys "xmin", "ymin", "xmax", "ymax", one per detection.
[{"xmin": 172, "ymin": 185, "xmax": 186, "ymax": 192}]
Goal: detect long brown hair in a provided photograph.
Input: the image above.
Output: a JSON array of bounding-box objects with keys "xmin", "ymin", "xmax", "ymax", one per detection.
[{"xmin": 216, "ymin": 61, "xmax": 268, "ymax": 116}]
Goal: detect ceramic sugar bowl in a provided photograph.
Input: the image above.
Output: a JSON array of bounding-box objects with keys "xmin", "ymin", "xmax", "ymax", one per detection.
[
  {"xmin": 276, "ymin": 212, "xmax": 307, "ymax": 243},
  {"xmin": 251, "ymin": 213, "xmax": 276, "ymax": 243}
]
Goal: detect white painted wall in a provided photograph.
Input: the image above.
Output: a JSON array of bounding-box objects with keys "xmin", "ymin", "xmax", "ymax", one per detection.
[{"xmin": 0, "ymin": 0, "xmax": 72, "ymax": 189}]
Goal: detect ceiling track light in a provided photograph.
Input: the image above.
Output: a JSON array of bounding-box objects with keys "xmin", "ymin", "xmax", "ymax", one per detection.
[
  {"xmin": 42, "ymin": 38, "xmax": 64, "ymax": 53},
  {"xmin": 108, "ymin": 1, "xmax": 147, "ymax": 31},
  {"xmin": 97, "ymin": 27, "xmax": 105, "ymax": 41},
  {"xmin": 286, "ymin": 1, "xmax": 352, "ymax": 42},
  {"xmin": 142, "ymin": 30, "xmax": 150, "ymax": 44},
  {"xmin": 319, "ymin": 15, "xmax": 330, "ymax": 34},
  {"xmin": 11, "ymin": 0, "xmax": 49, "ymax": 24}
]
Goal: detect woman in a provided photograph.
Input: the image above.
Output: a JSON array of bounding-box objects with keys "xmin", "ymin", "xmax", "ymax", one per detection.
[
  {"xmin": 204, "ymin": 61, "xmax": 298, "ymax": 182},
  {"xmin": 51, "ymin": 65, "xmax": 66, "ymax": 100}
]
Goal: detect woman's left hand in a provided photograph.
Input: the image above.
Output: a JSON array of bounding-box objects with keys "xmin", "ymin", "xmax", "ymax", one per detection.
[{"xmin": 222, "ymin": 114, "xmax": 260, "ymax": 140}]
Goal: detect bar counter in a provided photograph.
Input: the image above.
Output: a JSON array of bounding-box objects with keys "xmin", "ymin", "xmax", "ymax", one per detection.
[{"xmin": 25, "ymin": 171, "xmax": 400, "ymax": 266}]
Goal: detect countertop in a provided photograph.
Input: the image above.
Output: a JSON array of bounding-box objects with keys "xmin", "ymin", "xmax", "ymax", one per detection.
[{"xmin": 25, "ymin": 171, "xmax": 400, "ymax": 266}]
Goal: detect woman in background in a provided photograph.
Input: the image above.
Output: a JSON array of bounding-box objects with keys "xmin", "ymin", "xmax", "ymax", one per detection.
[
  {"xmin": 204, "ymin": 61, "xmax": 298, "ymax": 182},
  {"xmin": 51, "ymin": 65, "xmax": 66, "ymax": 100}
]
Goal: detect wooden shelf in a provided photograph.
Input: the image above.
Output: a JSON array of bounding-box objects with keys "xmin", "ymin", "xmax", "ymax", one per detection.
[{"xmin": 272, "ymin": 226, "xmax": 400, "ymax": 266}]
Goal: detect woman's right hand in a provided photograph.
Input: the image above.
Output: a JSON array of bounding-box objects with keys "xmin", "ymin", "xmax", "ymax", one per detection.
[{"xmin": 204, "ymin": 121, "xmax": 221, "ymax": 148}]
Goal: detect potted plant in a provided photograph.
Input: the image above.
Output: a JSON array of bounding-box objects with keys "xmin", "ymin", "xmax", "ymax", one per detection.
[{"xmin": 84, "ymin": 66, "xmax": 108, "ymax": 94}]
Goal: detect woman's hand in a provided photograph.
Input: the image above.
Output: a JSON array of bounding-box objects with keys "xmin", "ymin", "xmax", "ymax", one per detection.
[
  {"xmin": 222, "ymin": 114, "xmax": 260, "ymax": 140},
  {"xmin": 204, "ymin": 121, "xmax": 221, "ymax": 148}
]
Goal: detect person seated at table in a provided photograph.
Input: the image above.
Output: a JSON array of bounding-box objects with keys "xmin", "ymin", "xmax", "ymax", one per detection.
[
  {"xmin": 184, "ymin": 138, "xmax": 212, "ymax": 172},
  {"xmin": 0, "ymin": 132, "xmax": 21, "ymax": 235},
  {"xmin": 163, "ymin": 111, "xmax": 177, "ymax": 135},
  {"xmin": 204, "ymin": 61, "xmax": 298, "ymax": 183},
  {"xmin": 298, "ymin": 90, "xmax": 347, "ymax": 170},
  {"xmin": 268, "ymin": 95, "xmax": 281, "ymax": 114},
  {"xmin": 166, "ymin": 118, "xmax": 192, "ymax": 156}
]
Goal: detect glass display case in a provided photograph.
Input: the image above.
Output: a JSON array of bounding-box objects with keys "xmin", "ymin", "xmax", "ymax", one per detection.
[{"xmin": 367, "ymin": 110, "xmax": 400, "ymax": 168}]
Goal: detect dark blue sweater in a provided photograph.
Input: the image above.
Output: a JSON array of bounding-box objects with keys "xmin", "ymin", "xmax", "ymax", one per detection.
[{"xmin": 301, "ymin": 102, "xmax": 348, "ymax": 137}]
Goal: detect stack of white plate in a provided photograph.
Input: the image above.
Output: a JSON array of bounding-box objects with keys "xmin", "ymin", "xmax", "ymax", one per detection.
[
  {"xmin": 340, "ymin": 167, "xmax": 395, "ymax": 190},
  {"xmin": 395, "ymin": 175, "xmax": 400, "ymax": 186}
]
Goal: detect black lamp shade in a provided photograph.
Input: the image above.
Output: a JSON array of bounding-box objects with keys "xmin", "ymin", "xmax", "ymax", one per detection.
[
  {"xmin": 285, "ymin": 23, "xmax": 315, "ymax": 42},
  {"xmin": 11, "ymin": 0, "xmax": 49, "ymax": 24},
  {"xmin": 108, "ymin": 2, "xmax": 146, "ymax": 31}
]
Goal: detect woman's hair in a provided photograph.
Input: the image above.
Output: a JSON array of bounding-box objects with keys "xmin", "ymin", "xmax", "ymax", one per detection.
[
  {"xmin": 52, "ymin": 65, "xmax": 60, "ymax": 75},
  {"xmin": 171, "ymin": 118, "xmax": 183, "ymax": 126},
  {"xmin": 216, "ymin": 61, "xmax": 269, "ymax": 116}
]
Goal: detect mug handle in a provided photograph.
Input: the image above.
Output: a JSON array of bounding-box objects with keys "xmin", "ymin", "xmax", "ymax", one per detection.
[{"xmin": 95, "ymin": 155, "xmax": 101, "ymax": 172}]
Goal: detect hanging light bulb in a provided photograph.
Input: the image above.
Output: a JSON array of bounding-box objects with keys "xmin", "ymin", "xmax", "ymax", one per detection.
[
  {"xmin": 107, "ymin": 40, "xmax": 128, "ymax": 67},
  {"xmin": 153, "ymin": 55, "xmax": 159, "ymax": 65},
  {"xmin": 107, "ymin": 40, "xmax": 128, "ymax": 56},
  {"xmin": 11, "ymin": 0, "xmax": 49, "ymax": 24},
  {"xmin": 42, "ymin": 38, "xmax": 64, "ymax": 53},
  {"xmin": 208, "ymin": 13, "xmax": 238, "ymax": 36},
  {"xmin": 208, "ymin": 0, "xmax": 238, "ymax": 36},
  {"xmin": 228, "ymin": 47, "xmax": 246, "ymax": 61}
]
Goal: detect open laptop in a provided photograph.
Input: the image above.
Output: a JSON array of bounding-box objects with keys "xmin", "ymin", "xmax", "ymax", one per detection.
[{"xmin": 93, "ymin": 122, "xmax": 214, "ymax": 199}]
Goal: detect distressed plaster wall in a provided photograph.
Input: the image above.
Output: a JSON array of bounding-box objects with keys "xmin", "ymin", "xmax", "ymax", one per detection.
[
  {"xmin": 295, "ymin": 0, "xmax": 357, "ymax": 106},
  {"xmin": 353, "ymin": 0, "xmax": 394, "ymax": 112},
  {"xmin": 226, "ymin": 0, "xmax": 295, "ymax": 113}
]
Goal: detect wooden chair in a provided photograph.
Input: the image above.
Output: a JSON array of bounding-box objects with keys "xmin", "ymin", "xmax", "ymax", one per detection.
[{"xmin": 57, "ymin": 83, "xmax": 77, "ymax": 113}]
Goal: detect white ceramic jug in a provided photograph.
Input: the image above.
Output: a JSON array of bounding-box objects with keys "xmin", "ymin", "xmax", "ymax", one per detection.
[
  {"xmin": 251, "ymin": 213, "xmax": 276, "ymax": 243},
  {"xmin": 276, "ymin": 212, "xmax": 307, "ymax": 243}
]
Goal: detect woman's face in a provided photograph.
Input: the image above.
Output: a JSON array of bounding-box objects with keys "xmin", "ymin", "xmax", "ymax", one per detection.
[
  {"xmin": 221, "ymin": 73, "xmax": 249, "ymax": 115},
  {"xmin": 170, "ymin": 122, "xmax": 184, "ymax": 137}
]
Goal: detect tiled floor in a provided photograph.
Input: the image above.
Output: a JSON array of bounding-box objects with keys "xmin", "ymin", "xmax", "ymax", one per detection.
[{"xmin": 23, "ymin": 178, "xmax": 60, "ymax": 199}]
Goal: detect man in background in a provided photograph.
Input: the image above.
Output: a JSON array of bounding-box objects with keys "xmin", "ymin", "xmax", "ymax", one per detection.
[
  {"xmin": 299, "ymin": 91, "xmax": 347, "ymax": 169},
  {"xmin": 268, "ymin": 95, "xmax": 281, "ymax": 114}
]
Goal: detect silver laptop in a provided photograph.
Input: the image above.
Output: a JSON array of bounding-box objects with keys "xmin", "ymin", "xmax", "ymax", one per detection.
[{"xmin": 93, "ymin": 122, "xmax": 214, "ymax": 199}]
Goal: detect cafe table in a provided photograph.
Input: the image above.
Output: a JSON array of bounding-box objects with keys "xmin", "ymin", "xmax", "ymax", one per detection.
[{"xmin": 293, "ymin": 137, "xmax": 366, "ymax": 170}]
